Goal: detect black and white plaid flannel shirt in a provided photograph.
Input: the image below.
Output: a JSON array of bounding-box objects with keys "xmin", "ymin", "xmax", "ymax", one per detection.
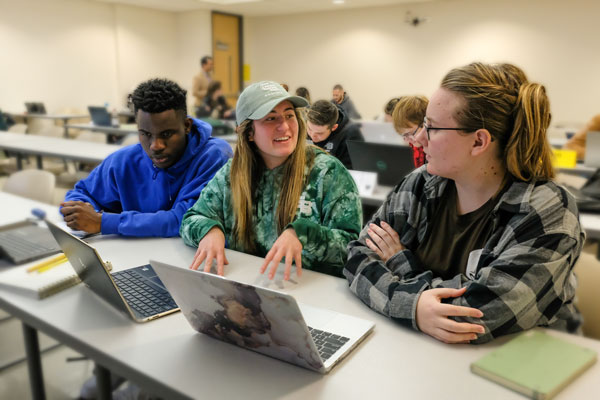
[{"xmin": 344, "ymin": 166, "xmax": 584, "ymax": 343}]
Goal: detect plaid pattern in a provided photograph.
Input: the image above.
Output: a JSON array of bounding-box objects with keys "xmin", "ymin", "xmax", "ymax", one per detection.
[{"xmin": 343, "ymin": 166, "xmax": 584, "ymax": 343}]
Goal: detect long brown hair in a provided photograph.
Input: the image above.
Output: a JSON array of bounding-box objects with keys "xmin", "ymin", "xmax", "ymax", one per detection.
[
  {"xmin": 441, "ymin": 62, "xmax": 554, "ymax": 182},
  {"xmin": 230, "ymin": 108, "xmax": 314, "ymax": 252}
]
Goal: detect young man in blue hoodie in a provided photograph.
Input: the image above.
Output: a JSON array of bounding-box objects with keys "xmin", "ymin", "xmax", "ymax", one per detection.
[{"xmin": 60, "ymin": 78, "xmax": 232, "ymax": 237}]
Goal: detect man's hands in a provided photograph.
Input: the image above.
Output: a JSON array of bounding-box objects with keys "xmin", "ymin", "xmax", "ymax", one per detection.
[
  {"xmin": 60, "ymin": 201, "xmax": 102, "ymax": 233},
  {"xmin": 416, "ymin": 287, "xmax": 485, "ymax": 344}
]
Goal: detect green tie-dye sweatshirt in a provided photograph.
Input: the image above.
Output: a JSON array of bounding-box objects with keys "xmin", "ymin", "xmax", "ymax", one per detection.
[{"xmin": 180, "ymin": 147, "xmax": 362, "ymax": 277}]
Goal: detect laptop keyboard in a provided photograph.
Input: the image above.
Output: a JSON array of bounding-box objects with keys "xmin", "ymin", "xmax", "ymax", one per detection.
[
  {"xmin": 0, "ymin": 228, "xmax": 60, "ymax": 264},
  {"xmin": 307, "ymin": 326, "xmax": 350, "ymax": 361},
  {"xmin": 112, "ymin": 268, "xmax": 178, "ymax": 318}
]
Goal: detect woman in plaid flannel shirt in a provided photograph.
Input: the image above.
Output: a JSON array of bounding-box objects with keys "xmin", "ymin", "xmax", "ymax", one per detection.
[{"xmin": 344, "ymin": 62, "xmax": 583, "ymax": 344}]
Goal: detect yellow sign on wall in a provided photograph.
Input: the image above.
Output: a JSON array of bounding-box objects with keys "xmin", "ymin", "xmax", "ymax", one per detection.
[
  {"xmin": 243, "ymin": 64, "xmax": 251, "ymax": 82},
  {"xmin": 552, "ymin": 148, "xmax": 577, "ymax": 168}
]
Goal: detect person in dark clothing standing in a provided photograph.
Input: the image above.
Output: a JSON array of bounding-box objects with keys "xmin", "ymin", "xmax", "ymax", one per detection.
[
  {"xmin": 332, "ymin": 84, "xmax": 362, "ymax": 120},
  {"xmin": 306, "ymin": 100, "xmax": 364, "ymax": 169}
]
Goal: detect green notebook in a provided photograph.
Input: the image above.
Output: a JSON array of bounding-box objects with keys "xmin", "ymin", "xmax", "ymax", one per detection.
[{"xmin": 471, "ymin": 330, "xmax": 597, "ymax": 400}]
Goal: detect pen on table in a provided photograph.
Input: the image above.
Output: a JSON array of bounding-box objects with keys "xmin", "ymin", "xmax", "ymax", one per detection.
[{"xmin": 27, "ymin": 253, "xmax": 68, "ymax": 274}]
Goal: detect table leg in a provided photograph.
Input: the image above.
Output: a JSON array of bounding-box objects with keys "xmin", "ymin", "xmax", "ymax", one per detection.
[
  {"xmin": 95, "ymin": 363, "xmax": 112, "ymax": 400},
  {"xmin": 16, "ymin": 154, "xmax": 23, "ymax": 170},
  {"xmin": 22, "ymin": 323, "xmax": 46, "ymax": 400},
  {"xmin": 36, "ymin": 155, "xmax": 43, "ymax": 169},
  {"xmin": 63, "ymin": 118, "xmax": 69, "ymax": 138}
]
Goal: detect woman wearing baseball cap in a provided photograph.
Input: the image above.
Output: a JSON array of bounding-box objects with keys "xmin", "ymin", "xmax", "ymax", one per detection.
[{"xmin": 180, "ymin": 81, "xmax": 362, "ymax": 280}]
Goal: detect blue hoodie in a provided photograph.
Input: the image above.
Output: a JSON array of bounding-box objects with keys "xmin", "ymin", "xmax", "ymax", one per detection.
[{"xmin": 64, "ymin": 118, "xmax": 232, "ymax": 237}]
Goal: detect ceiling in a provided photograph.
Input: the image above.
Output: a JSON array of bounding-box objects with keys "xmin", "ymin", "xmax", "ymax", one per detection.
[{"xmin": 85, "ymin": 0, "xmax": 438, "ymax": 16}]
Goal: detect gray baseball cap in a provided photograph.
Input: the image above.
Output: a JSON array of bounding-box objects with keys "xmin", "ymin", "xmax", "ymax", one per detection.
[{"xmin": 236, "ymin": 81, "xmax": 309, "ymax": 126}]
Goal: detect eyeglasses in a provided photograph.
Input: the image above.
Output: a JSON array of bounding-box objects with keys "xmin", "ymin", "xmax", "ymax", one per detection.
[
  {"xmin": 422, "ymin": 118, "xmax": 472, "ymax": 140},
  {"xmin": 400, "ymin": 124, "xmax": 422, "ymax": 140}
]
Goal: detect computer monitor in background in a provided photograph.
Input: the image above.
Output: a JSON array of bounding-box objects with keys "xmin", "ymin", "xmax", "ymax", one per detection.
[
  {"xmin": 25, "ymin": 102, "xmax": 47, "ymax": 114},
  {"xmin": 88, "ymin": 106, "xmax": 114, "ymax": 127},
  {"xmin": 584, "ymin": 131, "xmax": 600, "ymax": 168},
  {"xmin": 347, "ymin": 141, "xmax": 415, "ymax": 187}
]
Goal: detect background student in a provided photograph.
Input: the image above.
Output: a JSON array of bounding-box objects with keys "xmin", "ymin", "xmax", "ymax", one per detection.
[
  {"xmin": 192, "ymin": 55, "xmax": 214, "ymax": 116},
  {"xmin": 196, "ymin": 80, "xmax": 235, "ymax": 120},
  {"xmin": 180, "ymin": 81, "xmax": 362, "ymax": 280},
  {"xmin": 295, "ymin": 86, "xmax": 311, "ymax": 104},
  {"xmin": 332, "ymin": 83, "xmax": 362, "ymax": 120},
  {"xmin": 306, "ymin": 100, "xmax": 364, "ymax": 169},
  {"xmin": 344, "ymin": 62, "xmax": 583, "ymax": 344},
  {"xmin": 60, "ymin": 78, "xmax": 232, "ymax": 237},
  {"xmin": 392, "ymin": 95, "xmax": 428, "ymax": 168},
  {"xmin": 563, "ymin": 113, "xmax": 600, "ymax": 160},
  {"xmin": 375, "ymin": 97, "xmax": 399, "ymax": 122}
]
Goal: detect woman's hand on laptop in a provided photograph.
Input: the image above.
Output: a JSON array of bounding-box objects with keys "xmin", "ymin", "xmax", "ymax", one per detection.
[
  {"xmin": 60, "ymin": 201, "xmax": 102, "ymax": 234},
  {"xmin": 260, "ymin": 228, "xmax": 302, "ymax": 281},
  {"xmin": 189, "ymin": 227, "xmax": 229, "ymax": 275}
]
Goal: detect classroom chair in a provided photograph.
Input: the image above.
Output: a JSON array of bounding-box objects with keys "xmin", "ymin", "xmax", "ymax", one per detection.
[
  {"xmin": 574, "ymin": 250, "xmax": 600, "ymax": 340},
  {"xmin": 3, "ymin": 169, "xmax": 56, "ymax": 204}
]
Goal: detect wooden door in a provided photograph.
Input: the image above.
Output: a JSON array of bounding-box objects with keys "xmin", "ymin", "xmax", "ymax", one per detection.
[{"xmin": 212, "ymin": 12, "xmax": 242, "ymax": 105}]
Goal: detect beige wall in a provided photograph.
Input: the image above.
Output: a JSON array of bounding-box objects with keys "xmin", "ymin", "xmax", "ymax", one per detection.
[
  {"xmin": 1, "ymin": 0, "xmax": 598, "ymax": 126},
  {"xmin": 245, "ymin": 0, "xmax": 600, "ymax": 125},
  {"xmin": 0, "ymin": 0, "xmax": 211, "ymax": 114}
]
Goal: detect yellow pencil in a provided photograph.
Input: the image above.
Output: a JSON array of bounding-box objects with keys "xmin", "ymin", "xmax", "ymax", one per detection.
[{"xmin": 27, "ymin": 253, "xmax": 67, "ymax": 273}]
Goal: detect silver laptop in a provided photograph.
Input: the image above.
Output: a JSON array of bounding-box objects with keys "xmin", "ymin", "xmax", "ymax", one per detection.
[
  {"xmin": 0, "ymin": 220, "xmax": 61, "ymax": 265},
  {"xmin": 584, "ymin": 131, "xmax": 600, "ymax": 168},
  {"xmin": 45, "ymin": 220, "xmax": 179, "ymax": 323},
  {"xmin": 150, "ymin": 260, "xmax": 374, "ymax": 373},
  {"xmin": 358, "ymin": 120, "xmax": 404, "ymax": 145}
]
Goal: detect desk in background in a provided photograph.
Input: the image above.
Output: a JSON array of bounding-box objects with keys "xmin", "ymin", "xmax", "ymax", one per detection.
[
  {"xmin": 1, "ymin": 191, "xmax": 599, "ymax": 400},
  {"xmin": 0, "ymin": 131, "xmax": 122, "ymax": 170},
  {"xmin": 65, "ymin": 123, "xmax": 138, "ymax": 139},
  {"xmin": 8, "ymin": 113, "xmax": 89, "ymax": 138}
]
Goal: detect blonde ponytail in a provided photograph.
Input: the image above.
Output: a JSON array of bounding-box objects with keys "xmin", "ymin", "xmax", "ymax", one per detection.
[{"xmin": 506, "ymin": 83, "xmax": 554, "ymax": 181}]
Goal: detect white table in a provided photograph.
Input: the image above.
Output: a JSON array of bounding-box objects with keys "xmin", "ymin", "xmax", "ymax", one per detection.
[
  {"xmin": 8, "ymin": 113, "xmax": 89, "ymax": 138},
  {"xmin": 0, "ymin": 131, "xmax": 122, "ymax": 170},
  {"xmin": 1, "ymin": 192, "xmax": 599, "ymax": 400},
  {"xmin": 65, "ymin": 123, "xmax": 138, "ymax": 138}
]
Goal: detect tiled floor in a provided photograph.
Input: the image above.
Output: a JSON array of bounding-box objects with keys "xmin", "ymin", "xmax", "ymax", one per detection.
[{"xmin": 0, "ymin": 309, "xmax": 94, "ymax": 399}]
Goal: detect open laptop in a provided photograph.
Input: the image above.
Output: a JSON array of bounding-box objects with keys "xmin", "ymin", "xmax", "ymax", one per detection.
[
  {"xmin": 347, "ymin": 141, "xmax": 415, "ymax": 186},
  {"xmin": 0, "ymin": 220, "xmax": 61, "ymax": 265},
  {"xmin": 584, "ymin": 131, "xmax": 600, "ymax": 168},
  {"xmin": 358, "ymin": 121, "xmax": 404, "ymax": 145},
  {"xmin": 88, "ymin": 106, "xmax": 116, "ymax": 127},
  {"xmin": 150, "ymin": 260, "xmax": 374, "ymax": 373},
  {"xmin": 24, "ymin": 102, "xmax": 47, "ymax": 114},
  {"xmin": 45, "ymin": 220, "xmax": 178, "ymax": 323}
]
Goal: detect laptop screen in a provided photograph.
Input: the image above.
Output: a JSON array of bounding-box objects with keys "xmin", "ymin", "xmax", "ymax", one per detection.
[
  {"xmin": 25, "ymin": 102, "xmax": 47, "ymax": 114},
  {"xmin": 347, "ymin": 141, "xmax": 415, "ymax": 186},
  {"xmin": 584, "ymin": 131, "xmax": 600, "ymax": 168},
  {"xmin": 88, "ymin": 106, "xmax": 113, "ymax": 127},
  {"xmin": 45, "ymin": 221, "xmax": 129, "ymax": 314}
]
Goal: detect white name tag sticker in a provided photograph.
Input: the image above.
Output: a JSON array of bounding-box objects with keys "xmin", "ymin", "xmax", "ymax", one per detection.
[
  {"xmin": 348, "ymin": 170, "xmax": 377, "ymax": 196},
  {"xmin": 466, "ymin": 248, "xmax": 483, "ymax": 280}
]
